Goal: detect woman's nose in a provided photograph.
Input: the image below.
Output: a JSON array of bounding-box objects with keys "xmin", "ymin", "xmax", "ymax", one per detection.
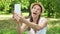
[{"xmin": 34, "ymin": 10, "xmax": 37, "ymax": 12}]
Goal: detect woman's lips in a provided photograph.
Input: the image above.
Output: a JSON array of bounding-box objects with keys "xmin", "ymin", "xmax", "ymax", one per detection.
[{"xmin": 33, "ymin": 13, "xmax": 37, "ymax": 15}]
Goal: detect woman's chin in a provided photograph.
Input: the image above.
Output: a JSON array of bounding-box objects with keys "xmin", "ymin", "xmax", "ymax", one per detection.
[{"xmin": 32, "ymin": 15, "xmax": 37, "ymax": 18}]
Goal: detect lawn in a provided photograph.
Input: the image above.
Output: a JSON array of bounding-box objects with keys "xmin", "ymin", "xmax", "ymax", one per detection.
[{"xmin": 0, "ymin": 12, "xmax": 60, "ymax": 34}]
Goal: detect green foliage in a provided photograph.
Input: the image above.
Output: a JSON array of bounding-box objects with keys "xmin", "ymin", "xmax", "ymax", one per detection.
[
  {"xmin": 21, "ymin": 0, "xmax": 29, "ymax": 9},
  {"xmin": 0, "ymin": 0, "xmax": 60, "ymax": 18},
  {"xmin": 0, "ymin": 0, "xmax": 14, "ymax": 14}
]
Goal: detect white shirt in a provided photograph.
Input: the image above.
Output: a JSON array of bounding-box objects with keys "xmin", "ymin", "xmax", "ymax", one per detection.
[{"xmin": 28, "ymin": 18, "xmax": 47, "ymax": 34}]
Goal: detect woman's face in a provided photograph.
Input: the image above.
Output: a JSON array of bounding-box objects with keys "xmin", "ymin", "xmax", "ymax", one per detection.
[{"xmin": 31, "ymin": 5, "xmax": 41, "ymax": 18}]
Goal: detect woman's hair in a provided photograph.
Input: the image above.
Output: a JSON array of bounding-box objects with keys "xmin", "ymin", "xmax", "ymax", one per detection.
[{"xmin": 28, "ymin": 2, "xmax": 45, "ymax": 32}]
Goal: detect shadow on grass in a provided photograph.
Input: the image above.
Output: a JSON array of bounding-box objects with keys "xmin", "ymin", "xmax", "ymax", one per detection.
[
  {"xmin": 0, "ymin": 18, "xmax": 60, "ymax": 34},
  {"xmin": 0, "ymin": 18, "xmax": 18, "ymax": 34},
  {"xmin": 47, "ymin": 26, "xmax": 60, "ymax": 34},
  {"xmin": 0, "ymin": 18, "xmax": 28, "ymax": 34},
  {"xmin": 47, "ymin": 20, "xmax": 60, "ymax": 34}
]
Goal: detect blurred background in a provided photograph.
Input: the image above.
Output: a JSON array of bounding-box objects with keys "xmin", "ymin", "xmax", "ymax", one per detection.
[{"xmin": 0, "ymin": 0, "xmax": 60, "ymax": 34}]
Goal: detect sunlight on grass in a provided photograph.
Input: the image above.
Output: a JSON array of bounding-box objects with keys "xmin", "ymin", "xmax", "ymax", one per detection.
[
  {"xmin": 0, "ymin": 13, "xmax": 60, "ymax": 34},
  {"xmin": 0, "ymin": 12, "xmax": 29, "ymax": 20}
]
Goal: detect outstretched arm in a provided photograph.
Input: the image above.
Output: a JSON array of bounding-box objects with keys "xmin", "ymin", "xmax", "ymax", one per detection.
[{"xmin": 20, "ymin": 17, "xmax": 47, "ymax": 31}]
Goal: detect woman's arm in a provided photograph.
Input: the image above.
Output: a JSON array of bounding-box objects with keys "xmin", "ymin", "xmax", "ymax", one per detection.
[
  {"xmin": 13, "ymin": 13, "xmax": 47, "ymax": 31},
  {"xmin": 13, "ymin": 20, "xmax": 28, "ymax": 34},
  {"xmin": 20, "ymin": 17, "xmax": 48, "ymax": 31},
  {"xmin": 21, "ymin": 23, "xmax": 28, "ymax": 32},
  {"xmin": 17, "ymin": 22, "xmax": 22, "ymax": 34},
  {"xmin": 13, "ymin": 12, "xmax": 28, "ymax": 34}
]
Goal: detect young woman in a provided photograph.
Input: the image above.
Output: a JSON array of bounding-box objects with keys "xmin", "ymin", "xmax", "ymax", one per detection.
[{"xmin": 13, "ymin": 2, "xmax": 48, "ymax": 34}]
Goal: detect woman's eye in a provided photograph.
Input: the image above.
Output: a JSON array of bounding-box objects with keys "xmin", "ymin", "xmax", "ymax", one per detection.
[
  {"xmin": 32, "ymin": 7, "xmax": 36, "ymax": 10},
  {"xmin": 33, "ymin": 7, "xmax": 36, "ymax": 9},
  {"xmin": 37, "ymin": 9, "xmax": 40, "ymax": 11}
]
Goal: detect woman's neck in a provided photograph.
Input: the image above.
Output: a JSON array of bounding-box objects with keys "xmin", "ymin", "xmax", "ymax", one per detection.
[{"xmin": 33, "ymin": 16, "xmax": 38, "ymax": 23}]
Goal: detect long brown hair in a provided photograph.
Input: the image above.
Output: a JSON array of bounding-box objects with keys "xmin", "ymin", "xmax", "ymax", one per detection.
[{"xmin": 28, "ymin": 2, "xmax": 45, "ymax": 33}]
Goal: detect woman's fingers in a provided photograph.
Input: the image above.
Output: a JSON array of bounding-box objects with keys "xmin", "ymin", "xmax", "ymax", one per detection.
[
  {"xmin": 12, "ymin": 12, "xmax": 20, "ymax": 24},
  {"xmin": 13, "ymin": 12, "xmax": 24, "ymax": 23}
]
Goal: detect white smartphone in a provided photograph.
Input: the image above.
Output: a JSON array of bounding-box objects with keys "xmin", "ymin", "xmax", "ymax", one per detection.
[{"xmin": 14, "ymin": 4, "xmax": 21, "ymax": 16}]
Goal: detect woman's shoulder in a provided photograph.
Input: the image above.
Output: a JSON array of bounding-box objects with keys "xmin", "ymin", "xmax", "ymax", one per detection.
[
  {"xmin": 40, "ymin": 17, "xmax": 48, "ymax": 20},
  {"xmin": 40, "ymin": 17, "xmax": 48, "ymax": 22},
  {"xmin": 38, "ymin": 17, "xmax": 48, "ymax": 25}
]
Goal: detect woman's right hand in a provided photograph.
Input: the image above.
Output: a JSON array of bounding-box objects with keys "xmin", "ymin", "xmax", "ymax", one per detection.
[
  {"xmin": 12, "ymin": 12, "xmax": 24, "ymax": 24},
  {"xmin": 13, "ymin": 12, "xmax": 22, "ymax": 34},
  {"xmin": 13, "ymin": 12, "xmax": 20, "ymax": 24}
]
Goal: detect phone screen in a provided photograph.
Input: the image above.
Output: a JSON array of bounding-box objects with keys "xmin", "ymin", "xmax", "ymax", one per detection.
[{"xmin": 14, "ymin": 4, "xmax": 21, "ymax": 16}]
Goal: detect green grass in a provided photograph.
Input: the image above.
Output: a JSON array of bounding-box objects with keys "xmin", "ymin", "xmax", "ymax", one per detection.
[{"xmin": 0, "ymin": 13, "xmax": 60, "ymax": 34}]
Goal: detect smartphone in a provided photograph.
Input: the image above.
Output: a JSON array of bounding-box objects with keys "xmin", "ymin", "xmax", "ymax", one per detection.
[{"xmin": 14, "ymin": 4, "xmax": 21, "ymax": 16}]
